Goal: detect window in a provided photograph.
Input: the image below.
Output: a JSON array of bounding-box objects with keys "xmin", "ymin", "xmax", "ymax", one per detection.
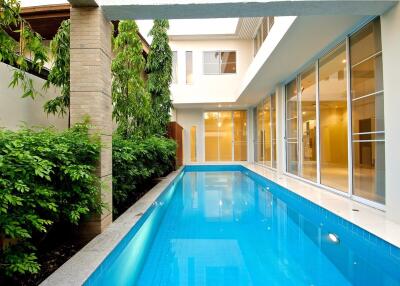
[
  {"xmin": 172, "ymin": 51, "xmax": 178, "ymax": 84},
  {"xmin": 282, "ymin": 18, "xmax": 385, "ymax": 205},
  {"xmin": 255, "ymin": 94, "xmax": 277, "ymax": 168},
  {"xmin": 254, "ymin": 17, "xmax": 274, "ymax": 57},
  {"xmin": 233, "ymin": 111, "xmax": 247, "ymax": 161},
  {"xmin": 186, "ymin": 51, "xmax": 193, "ymax": 84},
  {"xmin": 190, "ymin": 126, "xmax": 196, "ymax": 162},
  {"xmin": 203, "ymin": 51, "xmax": 236, "ymax": 74},
  {"xmin": 286, "ymin": 79, "xmax": 299, "ymax": 175},
  {"xmin": 350, "ymin": 18, "xmax": 385, "ymax": 204},
  {"xmin": 319, "ymin": 42, "xmax": 348, "ymax": 193},
  {"xmin": 205, "ymin": 111, "xmax": 247, "ymax": 161},
  {"xmin": 300, "ymin": 65, "xmax": 317, "ymax": 182}
]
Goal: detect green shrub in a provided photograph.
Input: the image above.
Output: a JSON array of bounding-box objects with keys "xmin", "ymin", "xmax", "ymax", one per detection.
[
  {"xmin": 0, "ymin": 123, "xmax": 103, "ymax": 276},
  {"xmin": 112, "ymin": 135, "xmax": 176, "ymax": 215}
]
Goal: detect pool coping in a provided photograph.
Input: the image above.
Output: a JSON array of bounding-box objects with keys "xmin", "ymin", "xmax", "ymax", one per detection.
[{"xmin": 40, "ymin": 167, "xmax": 184, "ymax": 286}]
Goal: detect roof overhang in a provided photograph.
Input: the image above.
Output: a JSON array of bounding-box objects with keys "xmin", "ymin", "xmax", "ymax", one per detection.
[
  {"xmin": 68, "ymin": 0, "xmax": 397, "ymax": 20},
  {"xmin": 236, "ymin": 14, "xmax": 370, "ymax": 106}
]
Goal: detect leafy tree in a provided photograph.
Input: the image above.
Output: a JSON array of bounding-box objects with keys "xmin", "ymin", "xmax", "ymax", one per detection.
[
  {"xmin": 0, "ymin": 0, "xmax": 47, "ymax": 98},
  {"xmin": 146, "ymin": 19, "xmax": 173, "ymax": 136},
  {"xmin": 43, "ymin": 19, "xmax": 70, "ymax": 126},
  {"xmin": 112, "ymin": 20, "xmax": 152, "ymax": 139}
]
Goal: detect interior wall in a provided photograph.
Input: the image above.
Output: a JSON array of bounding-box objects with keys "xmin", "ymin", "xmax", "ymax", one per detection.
[{"xmin": 0, "ymin": 63, "xmax": 68, "ymax": 130}]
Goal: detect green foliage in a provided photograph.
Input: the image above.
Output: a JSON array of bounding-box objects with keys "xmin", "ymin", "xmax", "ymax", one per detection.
[
  {"xmin": 146, "ymin": 19, "xmax": 173, "ymax": 136},
  {"xmin": 112, "ymin": 135, "xmax": 176, "ymax": 216},
  {"xmin": 0, "ymin": 123, "xmax": 103, "ymax": 276},
  {"xmin": 1, "ymin": 0, "xmax": 48, "ymax": 98},
  {"xmin": 44, "ymin": 20, "xmax": 70, "ymax": 121},
  {"xmin": 112, "ymin": 20, "xmax": 152, "ymax": 139}
]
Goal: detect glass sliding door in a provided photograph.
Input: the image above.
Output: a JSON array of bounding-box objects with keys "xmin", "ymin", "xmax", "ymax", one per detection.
[
  {"xmin": 219, "ymin": 111, "xmax": 233, "ymax": 161},
  {"xmin": 254, "ymin": 94, "xmax": 277, "ymax": 168},
  {"xmin": 350, "ymin": 18, "xmax": 385, "ymax": 204},
  {"xmin": 300, "ymin": 65, "xmax": 317, "ymax": 182},
  {"xmin": 286, "ymin": 79, "xmax": 299, "ymax": 175},
  {"xmin": 264, "ymin": 97, "xmax": 272, "ymax": 166},
  {"xmin": 204, "ymin": 112, "xmax": 219, "ymax": 161},
  {"xmin": 190, "ymin": 126, "xmax": 197, "ymax": 162},
  {"xmin": 271, "ymin": 93, "xmax": 277, "ymax": 168},
  {"xmin": 256, "ymin": 104, "xmax": 265, "ymax": 163},
  {"xmin": 282, "ymin": 18, "xmax": 385, "ymax": 205},
  {"xmin": 233, "ymin": 111, "xmax": 247, "ymax": 161},
  {"xmin": 318, "ymin": 42, "xmax": 348, "ymax": 192},
  {"xmin": 205, "ymin": 111, "xmax": 247, "ymax": 161}
]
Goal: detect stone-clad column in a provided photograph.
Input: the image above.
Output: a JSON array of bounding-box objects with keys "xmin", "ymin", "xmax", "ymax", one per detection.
[{"xmin": 70, "ymin": 7, "xmax": 113, "ymax": 237}]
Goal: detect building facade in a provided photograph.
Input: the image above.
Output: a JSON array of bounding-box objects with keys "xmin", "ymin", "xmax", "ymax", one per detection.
[{"xmin": 170, "ymin": 4, "xmax": 400, "ymax": 222}]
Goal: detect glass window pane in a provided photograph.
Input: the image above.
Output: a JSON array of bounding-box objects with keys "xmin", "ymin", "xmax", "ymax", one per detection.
[
  {"xmin": 205, "ymin": 112, "xmax": 219, "ymax": 161},
  {"xmin": 300, "ymin": 65, "xmax": 317, "ymax": 182},
  {"xmin": 233, "ymin": 111, "xmax": 247, "ymax": 161},
  {"xmin": 256, "ymin": 104, "xmax": 264, "ymax": 163},
  {"xmin": 262, "ymin": 17, "xmax": 269, "ymax": 41},
  {"xmin": 353, "ymin": 141, "xmax": 385, "ymax": 204},
  {"xmin": 350, "ymin": 18, "xmax": 385, "ymax": 204},
  {"xmin": 221, "ymin": 52, "xmax": 236, "ymax": 74},
  {"xmin": 186, "ymin": 51, "xmax": 193, "ymax": 84},
  {"xmin": 286, "ymin": 78, "xmax": 298, "ymax": 175},
  {"xmin": 219, "ymin": 111, "xmax": 233, "ymax": 161},
  {"xmin": 319, "ymin": 42, "xmax": 348, "ymax": 192},
  {"xmin": 350, "ymin": 19, "xmax": 382, "ymax": 66},
  {"xmin": 190, "ymin": 126, "xmax": 196, "ymax": 162},
  {"xmin": 352, "ymin": 92, "xmax": 385, "ymax": 134},
  {"xmin": 268, "ymin": 16, "xmax": 274, "ymax": 31},
  {"xmin": 172, "ymin": 51, "xmax": 178, "ymax": 84},
  {"xmin": 351, "ymin": 55, "xmax": 383, "ymax": 99},
  {"xmin": 204, "ymin": 51, "xmax": 220, "ymax": 74},
  {"xmin": 271, "ymin": 93, "xmax": 277, "ymax": 168},
  {"xmin": 264, "ymin": 97, "xmax": 272, "ymax": 166}
]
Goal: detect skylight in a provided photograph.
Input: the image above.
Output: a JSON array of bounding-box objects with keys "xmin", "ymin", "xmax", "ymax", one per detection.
[{"xmin": 137, "ymin": 18, "xmax": 239, "ymax": 43}]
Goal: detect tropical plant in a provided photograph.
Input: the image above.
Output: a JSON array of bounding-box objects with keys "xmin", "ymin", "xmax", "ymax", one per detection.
[
  {"xmin": 146, "ymin": 19, "xmax": 173, "ymax": 136},
  {"xmin": 43, "ymin": 19, "xmax": 70, "ymax": 126},
  {"xmin": 112, "ymin": 135, "xmax": 176, "ymax": 216},
  {"xmin": 112, "ymin": 20, "xmax": 152, "ymax": 139},
  {"xmin": 0, "ymin": 0, "xmax": 47, "ymax": 98},
  {"xmin": 0, "ymin": 122, "xmax": 103, "ymax": 276}
]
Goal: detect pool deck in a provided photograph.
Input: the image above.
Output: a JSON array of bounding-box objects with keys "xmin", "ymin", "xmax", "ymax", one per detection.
[{"xmin": 41, "ymin": 163, "xmax": 400, "ymax": 285}]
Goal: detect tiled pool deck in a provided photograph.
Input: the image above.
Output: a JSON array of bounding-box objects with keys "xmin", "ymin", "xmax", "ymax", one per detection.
[{"xmin": 41, "ymin": 163, "xmax": 400, "ymax": 285}]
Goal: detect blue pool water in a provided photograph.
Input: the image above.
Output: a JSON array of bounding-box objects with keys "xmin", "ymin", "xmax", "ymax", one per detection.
[{"xmin": 85, "ymin": 165, "xmax": 400, "ymax": 286}]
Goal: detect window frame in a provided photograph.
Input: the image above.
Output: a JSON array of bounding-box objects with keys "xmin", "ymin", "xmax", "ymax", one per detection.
[{"xmin": 203, "ymin": 50, "xmax": 237, "ymax": 75}]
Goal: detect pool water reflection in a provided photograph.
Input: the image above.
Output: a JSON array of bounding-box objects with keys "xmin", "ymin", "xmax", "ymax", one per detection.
[{"xmin": 136, "ymin": 170, "xmax": 400, "ymax": 285}]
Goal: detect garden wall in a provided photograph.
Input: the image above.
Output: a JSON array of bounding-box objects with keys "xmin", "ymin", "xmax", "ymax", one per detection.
[{"xmin": 0, "ymin": 62, "xmax": 68, "ymax": 130}]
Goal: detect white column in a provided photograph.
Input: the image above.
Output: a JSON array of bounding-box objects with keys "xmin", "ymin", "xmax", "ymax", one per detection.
[
  {"xmin": 275, "ymin": 83, "xmax": 285, "ymax": 177},
  {"xmin": 381, "ymin": 3, "xmax": 400, "ymax": 223}
]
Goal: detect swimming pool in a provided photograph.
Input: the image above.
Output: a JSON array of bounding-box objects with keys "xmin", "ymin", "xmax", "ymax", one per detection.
[{"xmin": 85, "ymin": 165, "xmax": 400, "ymax": 286}]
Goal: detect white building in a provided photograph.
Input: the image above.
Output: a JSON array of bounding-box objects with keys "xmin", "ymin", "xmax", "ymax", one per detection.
[{"xmin": 165, "ymin": 4, "xmax": 400, "ymax": 223}]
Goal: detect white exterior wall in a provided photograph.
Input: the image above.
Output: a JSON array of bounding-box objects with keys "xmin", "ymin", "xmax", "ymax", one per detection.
[
  {"xmin": 381, "ymin": 2, "xmax": 400, "ymax": 223},
  {"xmin": 0, "ymin": 63, "xmax": 68, "ymax": 130},
  {"xmin": 170, "ymin": 39, "xmax": 253, "ymax": 104}
]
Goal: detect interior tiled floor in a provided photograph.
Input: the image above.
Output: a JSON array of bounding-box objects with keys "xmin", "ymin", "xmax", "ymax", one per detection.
[{"xmin": 242, "ymin": 163, "xmax": 400, "ymax": 247}]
